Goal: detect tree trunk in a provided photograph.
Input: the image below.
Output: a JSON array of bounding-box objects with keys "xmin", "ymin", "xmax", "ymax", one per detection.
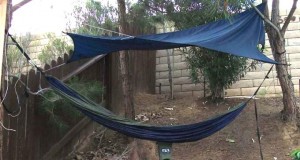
[
  {"xmin": 211, "ymin": 85, "xmax": 224, "ymax": 102},
  {"xmin": 117, "ymin": 1, "xmax": 158, "ymax": 160},
  {"xmin": 12, "ymin": 0, "xmax": 32, "ymax": 12},
  {"xmin": 117, "ymin": 0, "xmax": 134, "ymax": 120},
  {"xmin": 270, "ymin": 34, "xmax": 297, "ymax": 121},
  {"xmin": 264, "ymin": 0, "xmax": 299, "ymax": 123}
]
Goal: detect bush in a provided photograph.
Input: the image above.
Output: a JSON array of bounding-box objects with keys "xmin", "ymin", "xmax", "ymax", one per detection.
[
  {"xmin": 39, "ymin": 77, "xmax": 104, "ymax": 134},
  {"xmin": 38, "ymin": 33, "xmax": 73, "ymax": 65},
  {"xmin": 186, "ymin": 47, "xmax": 248, "ymax": 101}
]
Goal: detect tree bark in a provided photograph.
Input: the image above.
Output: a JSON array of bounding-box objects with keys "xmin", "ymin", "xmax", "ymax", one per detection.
[
  {"xmin": 117, "ymin": 0, "xmax": 135, "ymax": 120},
  {"xmin": 212, "ymin": 85, "xmax": 224, "ymax": 101},
  {"xmin": 12, "ymin": 0, "xmax": 32, "ymax": 12},
  {"xmin": 117, "ymin": 1, "xmax": 158, "ymax": 160},
  {"xmin": 263, "ymin": 0, "xmax": 299, "ymax": 123}
]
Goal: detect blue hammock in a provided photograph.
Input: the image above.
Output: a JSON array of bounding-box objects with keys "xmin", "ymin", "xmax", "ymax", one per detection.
[
  {"xmin": 46, "ymin": 75, "xmax": 248, "ymax": 143},
  {"xmin": 66, "ymin": 3, "xmax": 276, "ymax": 64}
]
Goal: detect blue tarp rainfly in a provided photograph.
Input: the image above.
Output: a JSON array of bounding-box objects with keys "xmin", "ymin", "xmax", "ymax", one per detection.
[{"xmin": 67, "ymin": 3, "xmax": 276, "ymax": 64}]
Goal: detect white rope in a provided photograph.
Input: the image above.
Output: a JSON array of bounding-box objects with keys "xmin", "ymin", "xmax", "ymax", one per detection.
[
  {"xmin": 8, "ymin": 78, "xmax": 22, "ymax": 117},
  {"xmin": 83, "ymin": 23, "xmax": 134, "ymax": 38},
  {"xmin": 0, "ymin": 32, "xmax": 16, "ymax": 132},
  {"xmin": 1, "ymin": 32, "xmax": 10, "ymax": 107},
  {"xmin": 44, "ymin": 62, "xmax": 66, "ymax": 72},
  {"xmin": 7, "ymin": 74, "xmax": 50, "ymax": 95},
  {"xmin": 0, "ymin": 121, "xmax": 16, "ymax": 132}
]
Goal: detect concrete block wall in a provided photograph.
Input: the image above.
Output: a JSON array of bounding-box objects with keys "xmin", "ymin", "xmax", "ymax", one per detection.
[
  {"xmin": 156, "ymin": 10, "xmax": 300, "ymax": 98},
  {"xmin": 9, "ymin": 33, "xmax": 72, "ymax": 74},
  {"xmin": 156, "ymin": 49, "xmax": 206, "ymax": 97}
]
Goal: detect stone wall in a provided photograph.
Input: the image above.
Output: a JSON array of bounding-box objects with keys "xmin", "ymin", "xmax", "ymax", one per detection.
[
  {"xmin": 8, "ymin": 33, "xmax": 71, "ymax": 74},
  {"xmin": 155, "ymin": 9, "xmax": 300, "ymax": 98}
]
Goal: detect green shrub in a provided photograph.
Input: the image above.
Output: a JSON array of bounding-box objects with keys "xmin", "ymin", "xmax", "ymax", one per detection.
[
  {"xmin": 38, "ymin": 33, "xmax": 73, "ymax": 65},
  {"xmin": 185, "ymin": 47, "xmax": 248, "ymax": 101},
  {"xmin": 39, "ymin": 77, "xmax": 104, "ymax": 134}
]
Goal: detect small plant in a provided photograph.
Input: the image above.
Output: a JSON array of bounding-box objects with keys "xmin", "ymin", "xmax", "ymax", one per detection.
[
  {"xmin": 38, "ymin": 33, "xmax": 73, "ymax": 65},
  {"xmin": 291, "ymin": 148, "xmax": 300, "ymax": 160},
  {"xmin": 185, "ymin": 47, "xmax": 249, "ymax": 101},
  {"xmin": 39, "ymin": 77, "xmax": 104, "ymax": 134},
  {"xmin": 6, "ymin": 33, "xmax": 32, "ymax": 74}
]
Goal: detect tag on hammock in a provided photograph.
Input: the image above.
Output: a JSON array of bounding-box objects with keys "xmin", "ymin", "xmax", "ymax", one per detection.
[{"xmin": 157, "ymin": 142, "xmax": 172, "ymax": 160}]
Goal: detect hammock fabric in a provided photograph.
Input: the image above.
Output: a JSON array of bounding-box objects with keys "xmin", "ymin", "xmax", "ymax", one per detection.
[
  {"xmin": 46, "ymin": 75, "xmax": 249, "ymax": 143},
  {"xmin": 66, "ymin": 3, "xmax": 276, "ymax": 64}
]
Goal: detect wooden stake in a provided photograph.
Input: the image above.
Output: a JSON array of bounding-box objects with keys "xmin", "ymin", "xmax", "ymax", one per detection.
[{"xmin": 0, "ymin": 0, "xmax": 8, "ymax": 89}]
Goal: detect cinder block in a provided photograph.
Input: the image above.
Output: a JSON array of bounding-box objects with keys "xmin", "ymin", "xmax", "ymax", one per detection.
[
  {"xmin": 159, "ymin": 70, "xmax": 181, "ymax": 79},
  {"xmin": 159, "ymin": 71, "xmax": 169, "ymax": 79},
  {"xmin": 231, "ymin": 80, "xmax": 253, "ymax": 88},
  {"xmin": 173, "ymin": 77, "xmax": 192, "ymax": 85},
  {"xmin": 156, "ymin": 78, "xmax": 169, "ymax": 86},
  {"xmin": 253, "ymin": 78, "xmax": 279, "ymax": 87},
  {"xmin": 290, "ymin": 61, "xmax": 300, "ymax": 69},
  {"xmin": 159, "ymin": 55, "xmax": 182, "ymax": 64},
  {"xmin": 279, "ymin": 9, "xmax": 288, "ymax": 16},
  {"xmin": 287, "ymin": 23, "xmax": 300, "ymax": 31},
  {"xmin": 225, "ymin": 88, "xmax": 241, "ymax": 96},
  {"xmin": 156, "ymin": 64, "xmax": 168, "ymax": 72},
  {"xmin": 181, "ymin": 55, "xmax": 186, "ymax": 61},
  {"xmin": 285, "ymin": 30, "xmax": 300, "ymax": 39},
  {"xmin": 241, "ymin": 87, "xmax": 262, "ymax": 96},
  {"xmin": 291, "ymin": 77, "xmax": 300, "ymax": 85},
  {"xmin": 294, "ymin": 85, "xmax": 299, "ymax": 93},
  {"xmin": 181, "ymin": 69, "xmax": 191, "ymax": 77},
  {"xmin": 265, "ymin": 86, "xmax": 282, "ymax": 94},
  {"xmin": 294, "ymin": 9, "xmax": 300, "ymax": 15},
  {"xmin": 182, "ymin": 84, "xmax": 203, "ymax": 91},
  {"xmin": 289, "ymin": 53, "xmax": 300, "ymax": 60},
  {"xmin": 173, "ymin": 50, "xmax": 183, "ymax": 56},
  {"xmin": 291, "ymin": 69, "xmax": 300, "ymax": 77},
  {"xmin": 156, "ymin": 58, "xmax": 160, "ymax": 65},
  {"xmin": 173, "ymin": 62, "xmax": 188, "ymax": 70},
  {"xmin": 173, "ymin": 70, "xmax": 182, "ymax": 78},
  {"xmin": 286, "ymin": 46, "xmax": 300, "ymax": 54},
  {"xmin": 242, "ymin": 72, "xmax": 267, "ymax": 80},
  {"xmin": 287, "ymin": 38, "xmax": 300, "ymax": 46},
  {"xmin": 171, "ymin": 55, "xmax": 182, "ymax": 63},
  {"xmin": 259, "ymin": 63, "xmax": 275, "ymax": 71},
  {"xmin": 156, "ymin": 72, "xmax": 159, "ymax": 79},
  {"xmin": 257, "ymin": 93, "xmax": 281, "ymax": 98},
  {"xmin": 156, "ymin": 50, "xmax": 167, "ymax": 57}
]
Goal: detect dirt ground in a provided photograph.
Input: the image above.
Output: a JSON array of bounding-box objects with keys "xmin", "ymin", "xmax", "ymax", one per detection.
[{"xmin": 68, "ymin": 93, "xmax": 300, "ymax": 160}]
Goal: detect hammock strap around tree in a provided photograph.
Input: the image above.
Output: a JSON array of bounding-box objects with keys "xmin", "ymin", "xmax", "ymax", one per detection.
[{"xmin": 251, "ymin": 64, "xmax": 274, "ymax": 160}]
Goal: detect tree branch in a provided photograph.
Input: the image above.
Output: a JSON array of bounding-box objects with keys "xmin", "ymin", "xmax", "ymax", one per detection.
[
  {"xmin": 281, "ymin": 0, "xmax": 298, "ymax": 34},
  {"xmin": 12, "ymin": 0, "xmax": 32, "ymax": 12},
  {"xmin": 143, "ymin": 2, "xmax": 167, "ymax": 14},
  {"xmin": 247, "ymin": 0, "xmax": 284, "ymax": 41}
]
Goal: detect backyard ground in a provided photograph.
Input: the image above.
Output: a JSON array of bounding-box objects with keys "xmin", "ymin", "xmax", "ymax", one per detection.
[{"xmin": 68, "ymin": 93, "xmax": 300, "ymax": 160}]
